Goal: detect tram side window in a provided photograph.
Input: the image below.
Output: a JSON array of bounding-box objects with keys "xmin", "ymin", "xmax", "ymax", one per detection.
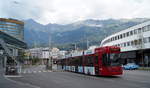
[
  {"xmin": 95, "ymin": 56, "xmax": 99, "ymax": 64},
  {"xmin": 102, "ymin": 54, "xmax": 110, "ymax": 66},
  {"xmin": 78, "ymin": 56, "xmax": 82, "ymax": 66},
  {"xmin": 72, "ymin": 57, "xmax": 78, "ymax": 66},
  {"xmin": 87, "ymin": 56, "xmax": 94, "ymax": 66},
  {"xmin": 68, "ymin": 58, "xmax": 73, "ymax": 66}
]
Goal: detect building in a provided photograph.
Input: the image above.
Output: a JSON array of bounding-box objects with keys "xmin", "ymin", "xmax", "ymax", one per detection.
[
  {"xmin": 25, "ymin": 47, "xmax": 67, "ymax": 65},
  {"xmin": 0, "ymin": 18, "xmax": 24, "ymax": 41},
  {"xmin": 101, "ymin": 21, "xmax": 150, "ymax": 66},
  {"xmin": 0, "ymin": 18, "xmax": 26, "ymax": 74},
  {"xmin": 25, "ymin": 48, "xmax": 43, "ymax": 59},
  {"xmin": 64, "ymin": 45, "xmax": 98, "ymax": 59}
]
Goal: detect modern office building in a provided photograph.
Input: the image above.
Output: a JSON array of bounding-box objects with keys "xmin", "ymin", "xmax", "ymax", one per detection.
[
  {"xmin": 0, "ymin": 18, "xmax": 24, "ymax": 41},
  {"xmin": 101, "ymin": 21, "xmax": 150, "ymax": 66}
]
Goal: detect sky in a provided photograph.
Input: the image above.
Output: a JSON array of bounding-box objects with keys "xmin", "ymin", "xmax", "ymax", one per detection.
[{"xmin": 0, "ymin": 0, "xmax": 150, "ymax": 24}]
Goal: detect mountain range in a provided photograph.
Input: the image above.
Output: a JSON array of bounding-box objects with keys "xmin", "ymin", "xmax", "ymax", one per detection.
[{"xmin": 24, "ymin": 18, "xmax": 150, "ymax": 50}]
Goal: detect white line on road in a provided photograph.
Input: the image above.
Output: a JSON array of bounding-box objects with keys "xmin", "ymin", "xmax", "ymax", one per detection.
[
  {"xmin": 33, "ymin": 71, "xmax": 37, "ymax": 73},
  {"xmin": 21, "ymin": 70, "xmax": 52, "ymax": 74},
  {"xmin": 4, "ymin": 75, "xmax": 22, "ymax": 78}
]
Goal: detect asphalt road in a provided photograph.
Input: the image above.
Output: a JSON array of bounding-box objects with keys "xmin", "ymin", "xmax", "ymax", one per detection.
[{"xmin": 8, "ymin": 69, "xmax": 150, "ymax": 88}]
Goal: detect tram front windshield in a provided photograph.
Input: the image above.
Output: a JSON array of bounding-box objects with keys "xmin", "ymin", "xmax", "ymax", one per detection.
[{"xmin": 102, "ymin": 53, "xmax": 121, "ymax": 66}]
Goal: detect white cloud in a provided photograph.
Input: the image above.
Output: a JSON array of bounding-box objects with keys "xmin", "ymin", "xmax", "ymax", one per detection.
[{"xmin": 1, "ymin": 0, "xmax": 150, "ymax": 24}]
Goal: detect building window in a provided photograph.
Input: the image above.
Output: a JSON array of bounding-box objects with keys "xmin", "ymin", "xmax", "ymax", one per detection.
[
  {"xmin": 138, "ymin": 28, "xmax": 142, "ymax": 33},
  {"xmin": 120, "ymin": 34, "xmax": 123, "ymax": 39},
  {"xmin": 130, "ymin": 31, "xmax": 133, "ymax": 35},
  {"xmin": 124, "ymin": 42, "xmax": 126, "ymax": 47},
  {"xmin": 134, "ymin": 40, "xmax": 138, "ymax": 45},
  {"xmin": 149, "ymin": 37, "xmax": 150, "ymax": 42},
  {"xmin": 123, "ymin": 33, "xmax": 126, "ymax": 38},
  {"xmin": 138, "ymin": 39, "xmax": 142, "ymax": 45},
  {"xmin": 115, "ymin": 36, "xmax": 117, "ymax": 40},
  {"xmin": 148, "ymin": 25, "xmax": 150, "ymax": 31},
  {"xmin": 142, "ymin": 26, "xmax": 147, "ymax": 32},
  {"xmin": 109, "ymin": 39, "xmax": 111, "ymax": 42},
  {"xmin": 127, "ymin": 42, "xmax": 130, "ymax": 46},
  {"xmin": 121, "ymin": 43, "xmax": 124, "ymax": 47},
  {"xmin": 131, "ymin": 41, "xmax": 134, "ymax": 46},
  {"xmin": 118, "ymin": 35, "xmax": 119, "ymax": 39},
  {"xmin": 134, "ymin": 29, "xmax": 138, "ymax": 34},
  {"xmin": 126, "ymin": 32, "xmax": 129, "ymax": 37},
  {"xmin": 143, "ymin": 38, "xmax": 148, "ymax": 43}
]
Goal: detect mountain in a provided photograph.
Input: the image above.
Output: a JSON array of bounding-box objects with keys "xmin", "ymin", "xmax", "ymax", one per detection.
[{"xmin": 24, "ymin": 18, "xmax": 150, "ymax": 49}]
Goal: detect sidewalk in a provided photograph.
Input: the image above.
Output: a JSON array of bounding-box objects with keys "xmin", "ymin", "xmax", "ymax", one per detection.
[
  {"xmin": 0, "ymin": 68, "xmax": 35, "ymax": 88},
  {"xmin": 138, "ymin": 67, "xmax": 150, "ymax": 70}
]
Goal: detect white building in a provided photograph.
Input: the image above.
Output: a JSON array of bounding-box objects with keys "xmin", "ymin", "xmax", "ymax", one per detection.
[
  {"xmin": 41, "ymin": 47, "xmax": 50, "ymax": 59},
  {"xmin": 26, "ymin": 47, "xmax": 66, "ymax": 59},
  {"xmin": 101, "ymin": 21, "xmax": 150, "ymax": 66},
  {"xmin": 25, "ymin": 48, "xmax": 42, "ymax": 59}
]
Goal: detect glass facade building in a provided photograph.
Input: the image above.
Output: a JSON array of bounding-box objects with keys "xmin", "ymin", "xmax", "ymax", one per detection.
[{"xmin": 0, "ymin": 18, "xmax": 24, "ymax": 41}]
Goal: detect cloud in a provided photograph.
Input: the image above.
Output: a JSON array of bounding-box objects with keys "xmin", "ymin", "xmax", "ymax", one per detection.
[{"xmin": 1, "ymin": 0, "xmax": 150, "ymax": 24}]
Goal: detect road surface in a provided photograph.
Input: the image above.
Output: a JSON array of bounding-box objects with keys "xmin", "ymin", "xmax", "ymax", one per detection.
[{"xmin": 7, "ymin": 68, "xmax": 150, "ymax": 88}]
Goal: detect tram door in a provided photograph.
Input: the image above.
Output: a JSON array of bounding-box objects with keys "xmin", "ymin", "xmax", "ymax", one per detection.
[{"xmin": 94, "ymin": 54, "xmax": 100, "ymax": 75}]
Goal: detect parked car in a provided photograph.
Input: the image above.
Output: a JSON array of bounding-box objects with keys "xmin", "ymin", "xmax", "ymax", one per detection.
[
  {"xmin": 123, "ymin": 63, "xmax": 139, "ymax": 70},
  {"xmin": 5, "ymin": 65, "xmax": 18, "ymax": 75}
]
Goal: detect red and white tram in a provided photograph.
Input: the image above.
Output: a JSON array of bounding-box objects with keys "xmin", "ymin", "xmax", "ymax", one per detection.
[{"xmin": 57, "ymin": 46, "xmax": 123, "ymax": 76}]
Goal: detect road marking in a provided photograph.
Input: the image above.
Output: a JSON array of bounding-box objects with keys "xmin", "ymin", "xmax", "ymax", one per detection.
[
  {"xmin": 43, "ymin": 70, "xmax": 46, "ymax": 72},
  {"xmin": 48, "ymin": 70, "xmax": 52, "ymax": 72},
  {"xmin": 21, "ymin": 70, "xmax": 52, "ymax": 74},
  {"xmin": 33, "ymin": 71, "xmax": 37, "ymax": 73},
  {"xmin": 4, "ymin": 75, "xmax": 22, "ymax": 77}
]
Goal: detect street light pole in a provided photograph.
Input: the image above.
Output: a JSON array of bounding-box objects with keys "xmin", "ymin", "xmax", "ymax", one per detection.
[
  {"xmin": 74, "ymin": 43, "xmax": 76, "ymax": 50},
  {"xmin": 86, "ymin": 38, "xmax": 89, "ymax": 49},
  {"xmin": 48, "ymin": 35, "xmax": 52, "ymax": 70}
]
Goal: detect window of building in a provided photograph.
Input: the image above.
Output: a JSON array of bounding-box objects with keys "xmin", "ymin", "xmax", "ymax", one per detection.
[
  {"xmin": 113, "ymin": 37, "xmax": 115, "ymax": 41},
  {"xmin": 108, "ymin": 39, "xmax": 110, "ymax": 42},
  {"xmin": 118, "ymin": 35, "xmax": 119, "ymax": 39},
  {"xmin": 123, "ymin": 33, "xmax": 126, "ymax": 38},
  {"xmin": 111, "ymin": 37, "xmax": 113, "ymax": 41},
  {"xmin": 142, "ymin": 26, "xmax": 147, "ymax": 32},
  {"xmin": 138, "ymin": 28, "xmax": 142, "ymax": 33},
  {"xmin": 149, "ymin": 37, "xmax": 150, "ymax": 42},
  {"xmin": 130, "ymin": 31, "xmax": 133, "ymax": 35},
  {"xmin": 134, "ymin": 29, "xmax": 137, "ymax": 34},
  {"xmin": 143, "ymin": 38, "xmax": 146, "ymax": 43},
  {"xmin": 126, "ymin": 32, "xmax": 129, "ymax": 37},
  {"xmin": 120, "ymin": 34, "xmax": 123, "ymax": 39},
  {"xmin": 115, "ymin": 36, "xmax": 117, "ymax": 40},
  {"xmin": 127, "ymin": 42, "xmax": 130, "ymax": 46},
  {"xmin": 138, "ymin": 39, "xmax": 142, "ymax": 45},
  {"xmin": 134, "ymin": 40, "xmax": 138, "ymax": 45},
  {"xmin": 148, "ymin": 25, "xmax": 150, "ymax": 31},
  {"xmin": 131, "ymin": 41, "xmax": 134, "ymax": 45},
  {"xmin": 111, "ymin": 38, "xmax": 112, "ymax": 41},
  {"xmin": 124, "ymin": 42, "xmax": 126, "ymax": 47}
]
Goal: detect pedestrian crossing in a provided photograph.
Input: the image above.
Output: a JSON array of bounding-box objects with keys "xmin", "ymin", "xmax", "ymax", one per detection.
[{"xmin": 21, "ymin": 70, "xmax": 52, "ymax": 74}]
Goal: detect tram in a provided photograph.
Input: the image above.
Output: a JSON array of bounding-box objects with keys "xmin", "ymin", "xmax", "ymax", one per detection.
[{"xmin": 57, "ymin": 46, "xmax": 123, "ymax": 76}]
